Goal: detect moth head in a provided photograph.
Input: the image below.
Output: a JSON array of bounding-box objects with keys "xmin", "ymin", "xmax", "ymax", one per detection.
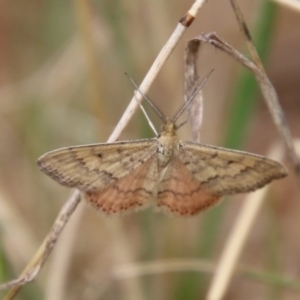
[{"xmin": 161, "ymin": 119, "xmax": 176, "ymax": 133}]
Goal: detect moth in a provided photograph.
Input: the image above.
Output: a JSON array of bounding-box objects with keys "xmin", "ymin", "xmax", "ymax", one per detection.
[{"xmin": 37, "ymin": 79, "xmax": 287, "ymax": 217}]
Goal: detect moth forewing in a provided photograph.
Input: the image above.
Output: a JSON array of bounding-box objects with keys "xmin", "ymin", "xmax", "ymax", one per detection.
[
  {"xmin": 177, "ymin": 141, "xmax": 288, "ymax": 195},
  {"xmin": 37, "ymin": 139, "xmax": 158, "ymax": 192}
]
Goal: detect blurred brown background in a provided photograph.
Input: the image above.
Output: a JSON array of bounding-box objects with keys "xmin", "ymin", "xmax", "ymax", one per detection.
[{"xmin": 0, "ymin": 0, "xmax": 299, "ymax": 299}]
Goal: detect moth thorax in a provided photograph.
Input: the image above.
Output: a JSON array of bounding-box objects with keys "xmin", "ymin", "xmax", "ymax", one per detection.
[{"xmin": 157, "ymin": 136, "xmax": 176, "ymax": 169}]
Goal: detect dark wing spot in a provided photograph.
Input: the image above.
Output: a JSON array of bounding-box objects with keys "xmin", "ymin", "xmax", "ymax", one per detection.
[{"xmin": 211, "ymin": 152, "xmax": 218, "ymax": 159}]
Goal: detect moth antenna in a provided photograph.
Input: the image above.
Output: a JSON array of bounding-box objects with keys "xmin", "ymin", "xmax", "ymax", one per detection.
[
  {"xmin": 173, "ymin": 69, "xmax": 214, "ymax": 123},
  {"xmin": 138, "ymin": 102, "xmax": 158, "ymax": 136},
  {"xmin": 176, "ymin": 119, "xmax": 188, "ymax": 130},
  {"xmin": 125, "ymin": 73, "xmax": 167, "ymax": 123}
]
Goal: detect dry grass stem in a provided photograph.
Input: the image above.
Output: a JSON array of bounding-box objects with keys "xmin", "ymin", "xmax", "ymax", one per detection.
[
  {"xmin": 0, "ymin": 189, "xmax": 38, "ymax": 267},
  {"xmin": 113, "ymin": 259, "xmax": 214, "ymax": 279},
  {"xmin": 44, "ymin": 201, "xmax": 86, "ymax": 300},
  {"xmin": 185, "ymin": 39, "xmax": 206, "ymax": 142}
]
